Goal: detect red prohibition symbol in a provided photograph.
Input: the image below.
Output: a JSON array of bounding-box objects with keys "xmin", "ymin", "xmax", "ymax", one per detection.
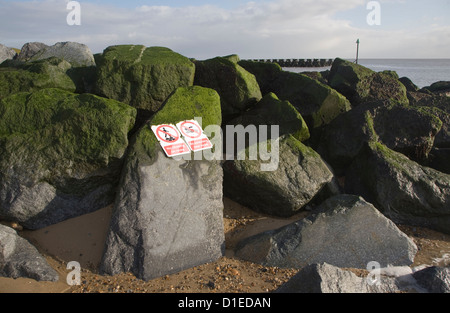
[
  {"xmin": 180, "ymin": 121, "xmax": 202, "ymax": 139},
  {"xmin": 156, "ymin": 125, "xmax": 180, "ymax": 143}
]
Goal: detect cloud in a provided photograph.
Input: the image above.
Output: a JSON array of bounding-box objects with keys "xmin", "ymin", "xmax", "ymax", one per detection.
[{"xmin": 0, "ymin": 0, "xmax": 448, "ymax": 59}]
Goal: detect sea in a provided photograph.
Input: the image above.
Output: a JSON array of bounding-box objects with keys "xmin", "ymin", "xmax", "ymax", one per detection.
[{"xmin": 285, "ymin": 59, "xmax": 450, "ymax": 89}]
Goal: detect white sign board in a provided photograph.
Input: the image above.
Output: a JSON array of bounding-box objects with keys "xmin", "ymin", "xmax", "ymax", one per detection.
[
  {"xmin": 176, "ymin": 120, "xmax": 213, "ymax": 152},
  {"xmin": 151, "ymin": 124, "xmax": 190, "ymax": 157}
]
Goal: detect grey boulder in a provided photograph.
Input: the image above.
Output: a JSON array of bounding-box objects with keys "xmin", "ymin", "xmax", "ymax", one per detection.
[
  {"xmin": 100, "ymin": 86, "xmax": 225, "ymax": 281},
  {"xmin": 235, "ymin": 194, "xmax": 417, "ymax": 269},
  {"xmin": 16, "ymin": 42, "xmax": 49, "ymax": 62},
  {"xmin": 413, "ymin": 266, "xmax": 450, "ymax": 293},
  {"xmin": 276, "ymin": 263, "xmax": 441, "ymax": 293},
  {"xmin": 29, "ymin": 41, "xmax": 95, "ymax": 67},
  {"xmin": 0, "ymin": 44, "xmax": 17, "ymax": 64},
  {"xmin": 345, "ymin": 141, "xmax": 450, "ymax": 234},
  {"xmin": 0, "ymin": 224, "xmax": 59, "ymax": 281},
  {"xmin": 223, "ymin": 135, "xmax": 337, "ymax": 218}
]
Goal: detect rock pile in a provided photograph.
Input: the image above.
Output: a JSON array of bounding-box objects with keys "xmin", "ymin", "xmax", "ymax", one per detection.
[{"xmin": 0, "ymin": 42, "xmax": 448, "ymax": 291}]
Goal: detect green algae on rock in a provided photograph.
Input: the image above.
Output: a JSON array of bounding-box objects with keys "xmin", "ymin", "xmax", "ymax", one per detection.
[
  {"xmin": 317, "ymin": 100, "xmax": 443, "ymax": 174},
  {"xmin": 194, "ymin": 56, "xmax": 262, "ymax": 121},
  {"xmin": 0, "ymin": 57, "xmax": 76, "ymax": 99},
  {"xmin": 328, "ymin": 58, "xmax": 409, "ymax": 106},
  {"xmin": 223, "ymin": 135, "xmax": 336, "ymax": 217},
  {"xmin": 0, "ymin": 88, "xmax": 136, "ymax": 229},
  {"xmin": 239, "ymin": 60, "xmax": 351, "ymax": 129},
  {"xmin": 127, "ymin": 85, "xmax": 222, "ymax": 165},
  {"xmin": 228, "ymin": 92, "xmax": 310, "ymax": 143},
  {"xmin": 95, "ymin": 45, "xmax": 195, "ymax": 113}
]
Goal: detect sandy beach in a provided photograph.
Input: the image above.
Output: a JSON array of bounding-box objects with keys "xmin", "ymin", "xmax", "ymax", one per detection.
[{"xmin": 0, "ymin": 197, "xmax": 449, "ymax": 294}]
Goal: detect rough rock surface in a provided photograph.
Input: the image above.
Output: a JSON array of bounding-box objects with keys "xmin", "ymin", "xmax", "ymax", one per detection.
[
  {"xmin": 16, "ymin": 42, "xmax": 49, "ymax": 62},
  {"xmin": 239, "ymin": 60, "xmax": 351, "ymax": 128},
  {"xmin": 0, "ymin": 44, "xmax": 17, "ymax": 64},
  {"xmin": 328, "ymin": 58, "xmax": 409, "ymax": 106},
  {"xmin": 413, "ymin": 266, "xmax": 450, "ymax": 293},
  {"xmin": 276, "ymin": 263, "xmax": 439, "ymax": 293},
  {"xmin": 0, "ymin": 57, "xmax": 76, "ymax": 99},
  {"xmin": 345, "ymin": 142, "xmax": 450, "ymax": 234},
  {"xmin": 0, "ymin": 224, "xmax": 59, "ymax": 281},
  {"xmin": 0, "ymin": 88, "xmax": 136, "ymax": 229},
  {"xmin": 317, "ymin": 100, "xmax": 443, "ymax": 172},
  {"xmin": 227, "ymin": 92, "xmax": 310, "ymax": 143},
  {"xmin": 235, "ymin": 194, "xmax": 417, "ymax": 268},
  {"xmin": 223, "ymin": 135, "xmax": 336, "ymax": 217},
  {"xmin": 194, "ymin": 56, "xmax": 262, "ymax": 121},
  {"xmin": 100, "ymin": 86, "xmax": 225, "ymax": 281},
  {"xmin": 95, "ymin": 45, "xmax": 195, "ymax": 113},
  {"xmin": 29, "ymin": 42, "xmax": 95, "ymax": 67}
]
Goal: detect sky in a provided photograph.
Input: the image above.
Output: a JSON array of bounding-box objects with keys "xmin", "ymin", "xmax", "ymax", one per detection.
[{"xmin": 0, "ymin": 0, "xmax": 449, "ymax": 60}]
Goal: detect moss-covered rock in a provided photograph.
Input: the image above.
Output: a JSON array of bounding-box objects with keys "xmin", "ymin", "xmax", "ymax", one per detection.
[
  {"xmin": 0, "ymin": 57, "xmax": 76, "ymax": 99},
  {"xmin": 345, "ymin": 141, "xmax": 450, "ymax": 234},
  {"xmin": 223, "ymin": 135, "xmax": 337, "ymax": 217},
  {"xmin": 408, "ymin": 91, "xmax": 450, "ymax": 149},
  {"xmin": 228, "ymin": 92, "xmax": 310, "ymax": 143},
  {"xmin": 128, "ymin": 86, "xmax": 222, "ymax": 164},
  {"xmin": 0, "ymin": 88, "xmax": 136, "ymax": 229},
  {"xmin": 194, "ymin": 56, "xmax": 262, "ymax": 121},
  {"xmin": 238, "ymin": 60, "xmax": 283, "ymax": 94},
  {"xmin": 328, "ymin": 58, "xmax": 409, "ymax": 106},
  {"xmin": 317, "ymin": 100, "xmax": 443, "ymax": 174},
  {"xmin": 239, "ymin": 60, "xmax": 351, "ymax": 129},
  {"xmin": 422, "ymin": 81, "xmax": 450, "ymax": 95},
  {"xmin": 95, "ymin": 45, "xmax": 195, "ymax": 114},
  {"xmin": 100, "ymin": 85, "xmax": 224, "ymax": 281}
]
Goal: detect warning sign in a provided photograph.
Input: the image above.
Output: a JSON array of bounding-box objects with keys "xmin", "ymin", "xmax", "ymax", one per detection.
[
  {"xmin": 176, "ymin": 120, "xmax": 213, "ymax": 152},
  {"xmin": 151, "ymin": 124, "xmax": 190, "ymax": 157}
]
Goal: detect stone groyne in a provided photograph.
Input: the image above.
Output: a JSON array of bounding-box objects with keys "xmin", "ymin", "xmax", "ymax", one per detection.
[{"xmin": 244, "ymin": 58, "xmax": 334, "ymax": 67}]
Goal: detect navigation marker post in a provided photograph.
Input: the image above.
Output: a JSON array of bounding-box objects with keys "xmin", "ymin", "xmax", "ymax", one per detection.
[{"xmin": 356, "ymin": 39, "xmax": 360, "ymax": 64}]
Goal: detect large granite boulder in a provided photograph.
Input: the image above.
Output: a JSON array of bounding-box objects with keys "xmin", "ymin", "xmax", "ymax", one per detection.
[
  {"xmin": 0, "ymin": 88, "xmax": 136, "ymax": 229},
  {"xmin": 29, "ymin": 41, "xmax": 95, "ymax": 67},
  {"xmin": 407, "ymin": 91, "xmax": 450, "ymax": 149},
  {"xmin": 0, "ymin": 57, "xmax": 76, "ymax": 99},
  {"xmin": 95, "ymin": 45, "xmax": 195, "ymax": 114},
  {"xmin": 276, "ymin": 263, "xmax": 398, "ymax": 293},
  {"xmin": 100, "ymin": 86, "xmax": 225, "ymax": 281},
  {"xmin": 413, "ymin": 266, "xmax": 450, "ymax": 293},
  {"xmin": 235, "ymin": 194, "xmax": 417, "ymax": 268},
  {"xmin": 276, "ymin": 263, "xmax": 441, "ymax": 293},
  {"xmin": 239, "ymin": 60, "xmax": 351, "ymax": 129},
  {"xmin": 16, "ymin": 42, "xmax": 49, "ymax": 62},
  {"xmin": 317, "ymin": 100, "xmax": 443, "ymax": 173},
  {"xmin": 194, "ymin": 56, "xmax": 262, "ymax": 121},
  {"xmin": 345, "ymin": 141, "xmax": 450, "ymax": 234},
  {"xmin": 223, "ymin": 135, "xmax": 336, "ymax": 217},
  {"xmin": 227, "ymin": 92, "xmax": 310, "ymax": 143},
  {"xmin": 0, "ymin": 224, "xmax": 59, "ymax": 281},
  {"xmin": 328, "ymin": 58, "xmax": 409, "ymax": 106},
  {"xmin": 0, "ymin": 44, "xmax": 17, "ymax": 64},
  {"xmin": 422, "ymin": 81, "xmax": 450, "ymax": 96}
]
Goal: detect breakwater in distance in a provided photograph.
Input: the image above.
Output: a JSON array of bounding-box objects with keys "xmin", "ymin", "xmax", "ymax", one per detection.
[{"xmin": 244, "ymin": 58, "xmax": 334, "ymax": 67}]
